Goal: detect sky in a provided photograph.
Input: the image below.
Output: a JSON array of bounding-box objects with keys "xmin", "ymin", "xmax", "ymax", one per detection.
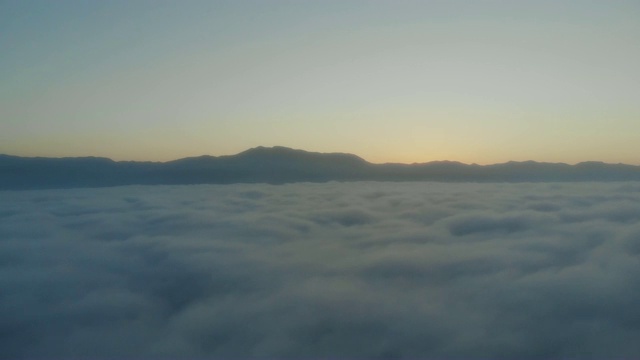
[{"xmin": 1, "ymin": 0, "xmax": 639, "ymax": 164}]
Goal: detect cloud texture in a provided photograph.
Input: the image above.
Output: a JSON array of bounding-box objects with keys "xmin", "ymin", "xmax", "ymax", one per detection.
[{"xmin": 1, "ymin": 182, "xmax": 640, "ymax": 358}]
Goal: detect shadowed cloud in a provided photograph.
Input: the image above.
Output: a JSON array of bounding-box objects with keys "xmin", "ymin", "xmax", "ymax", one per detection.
[{"xmin": 1, "ymin": 182, "xmax": 640, "ymax": 358}]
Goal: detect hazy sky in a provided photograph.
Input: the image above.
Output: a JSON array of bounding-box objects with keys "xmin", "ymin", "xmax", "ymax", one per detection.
[{"xmin": 2, "ymin": 0, "xmax": 639, "ymax": 164}]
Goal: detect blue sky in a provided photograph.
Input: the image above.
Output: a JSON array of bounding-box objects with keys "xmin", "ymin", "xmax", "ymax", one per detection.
[{"xmin": 1, "ymin": 0, "xmax": 639, "ymax": 164}]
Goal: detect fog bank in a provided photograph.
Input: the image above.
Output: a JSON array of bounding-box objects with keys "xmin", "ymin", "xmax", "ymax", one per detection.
[{"xmin": 1, "ymin": 182, "xmax": 640, "ymax": 358}]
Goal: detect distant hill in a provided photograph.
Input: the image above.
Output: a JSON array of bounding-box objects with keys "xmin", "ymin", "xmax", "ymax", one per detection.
[{"xmin": 1, "ymin": 146, "xmax": 640, "ymax": 189}]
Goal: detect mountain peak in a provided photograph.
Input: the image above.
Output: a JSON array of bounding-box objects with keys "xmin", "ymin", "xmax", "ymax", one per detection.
[
  {"xmin": 239, "ymin": 146, "xmax": 300, "ymax": 156},
  {"xmin": 236, "ymin": 146, "xmax": 367, "ymax": 163}
]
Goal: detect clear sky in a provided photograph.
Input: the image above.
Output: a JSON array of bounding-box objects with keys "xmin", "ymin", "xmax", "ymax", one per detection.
[{"xmin": 1, "ymin": 0, "xmax": 639, "ymax": 164}]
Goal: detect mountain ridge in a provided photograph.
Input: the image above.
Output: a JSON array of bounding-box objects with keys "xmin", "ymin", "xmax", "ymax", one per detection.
[{"xmin": 2, "ymin": 146, "xmax": 640, "ymax": 189}]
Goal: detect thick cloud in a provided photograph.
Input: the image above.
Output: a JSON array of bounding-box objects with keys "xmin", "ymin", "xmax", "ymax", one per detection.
[{"xmin": 1, "ymin": 182, "xmax": 640, "ymax": 358}]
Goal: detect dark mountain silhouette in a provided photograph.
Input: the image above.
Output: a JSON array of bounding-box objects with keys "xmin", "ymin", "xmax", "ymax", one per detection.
[{"xmin": 1, "ymin": 146, "xmax": 640, "ymax": 189}]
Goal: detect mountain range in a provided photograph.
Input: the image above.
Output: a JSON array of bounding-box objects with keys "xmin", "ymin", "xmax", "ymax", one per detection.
[{"xmin": 1, "ymin": 146, "xmax": 640, "ymax": 190}]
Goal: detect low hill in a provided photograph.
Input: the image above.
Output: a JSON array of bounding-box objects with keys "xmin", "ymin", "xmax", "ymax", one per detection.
[{"xmin": 1, "ymin": 147, "xmax": 639, "ymax": 189}]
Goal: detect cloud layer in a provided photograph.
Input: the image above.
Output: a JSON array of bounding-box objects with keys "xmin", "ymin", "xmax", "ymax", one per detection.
[{"xmin": 2, "ymin": 182, "xmax": 640, "ymax": 358}]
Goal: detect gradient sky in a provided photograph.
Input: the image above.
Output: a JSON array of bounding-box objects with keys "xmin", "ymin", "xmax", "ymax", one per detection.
[{"xmin": 1, "ymin": 0, "xmax": 639, "ymax": 164}]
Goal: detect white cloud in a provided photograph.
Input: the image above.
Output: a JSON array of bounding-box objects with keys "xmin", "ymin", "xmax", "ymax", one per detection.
[{"xmin": 1, "ymin": 182, "xmax": 640, "ymax": 358}]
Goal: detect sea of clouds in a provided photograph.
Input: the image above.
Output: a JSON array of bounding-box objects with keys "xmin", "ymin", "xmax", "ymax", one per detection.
[{"xmin": 1, "ymin": 181, "xmax": 640, "ymax": 358}]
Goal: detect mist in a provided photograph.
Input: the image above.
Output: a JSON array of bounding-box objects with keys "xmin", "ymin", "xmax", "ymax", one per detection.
[{"xmin": 1, "ymin": 182, "xmax": 640, "ymax": 358}]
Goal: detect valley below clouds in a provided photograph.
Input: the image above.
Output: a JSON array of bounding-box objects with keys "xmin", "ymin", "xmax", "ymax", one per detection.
[{"xmin": 2, "ymin": 182, "xmax": 640, "ymax": 358}]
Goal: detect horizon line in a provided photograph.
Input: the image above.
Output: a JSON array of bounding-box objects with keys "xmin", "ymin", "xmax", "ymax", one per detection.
[{"xmin": 1, "ymin": 146, "xmax": 637, "ymax": 167}]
